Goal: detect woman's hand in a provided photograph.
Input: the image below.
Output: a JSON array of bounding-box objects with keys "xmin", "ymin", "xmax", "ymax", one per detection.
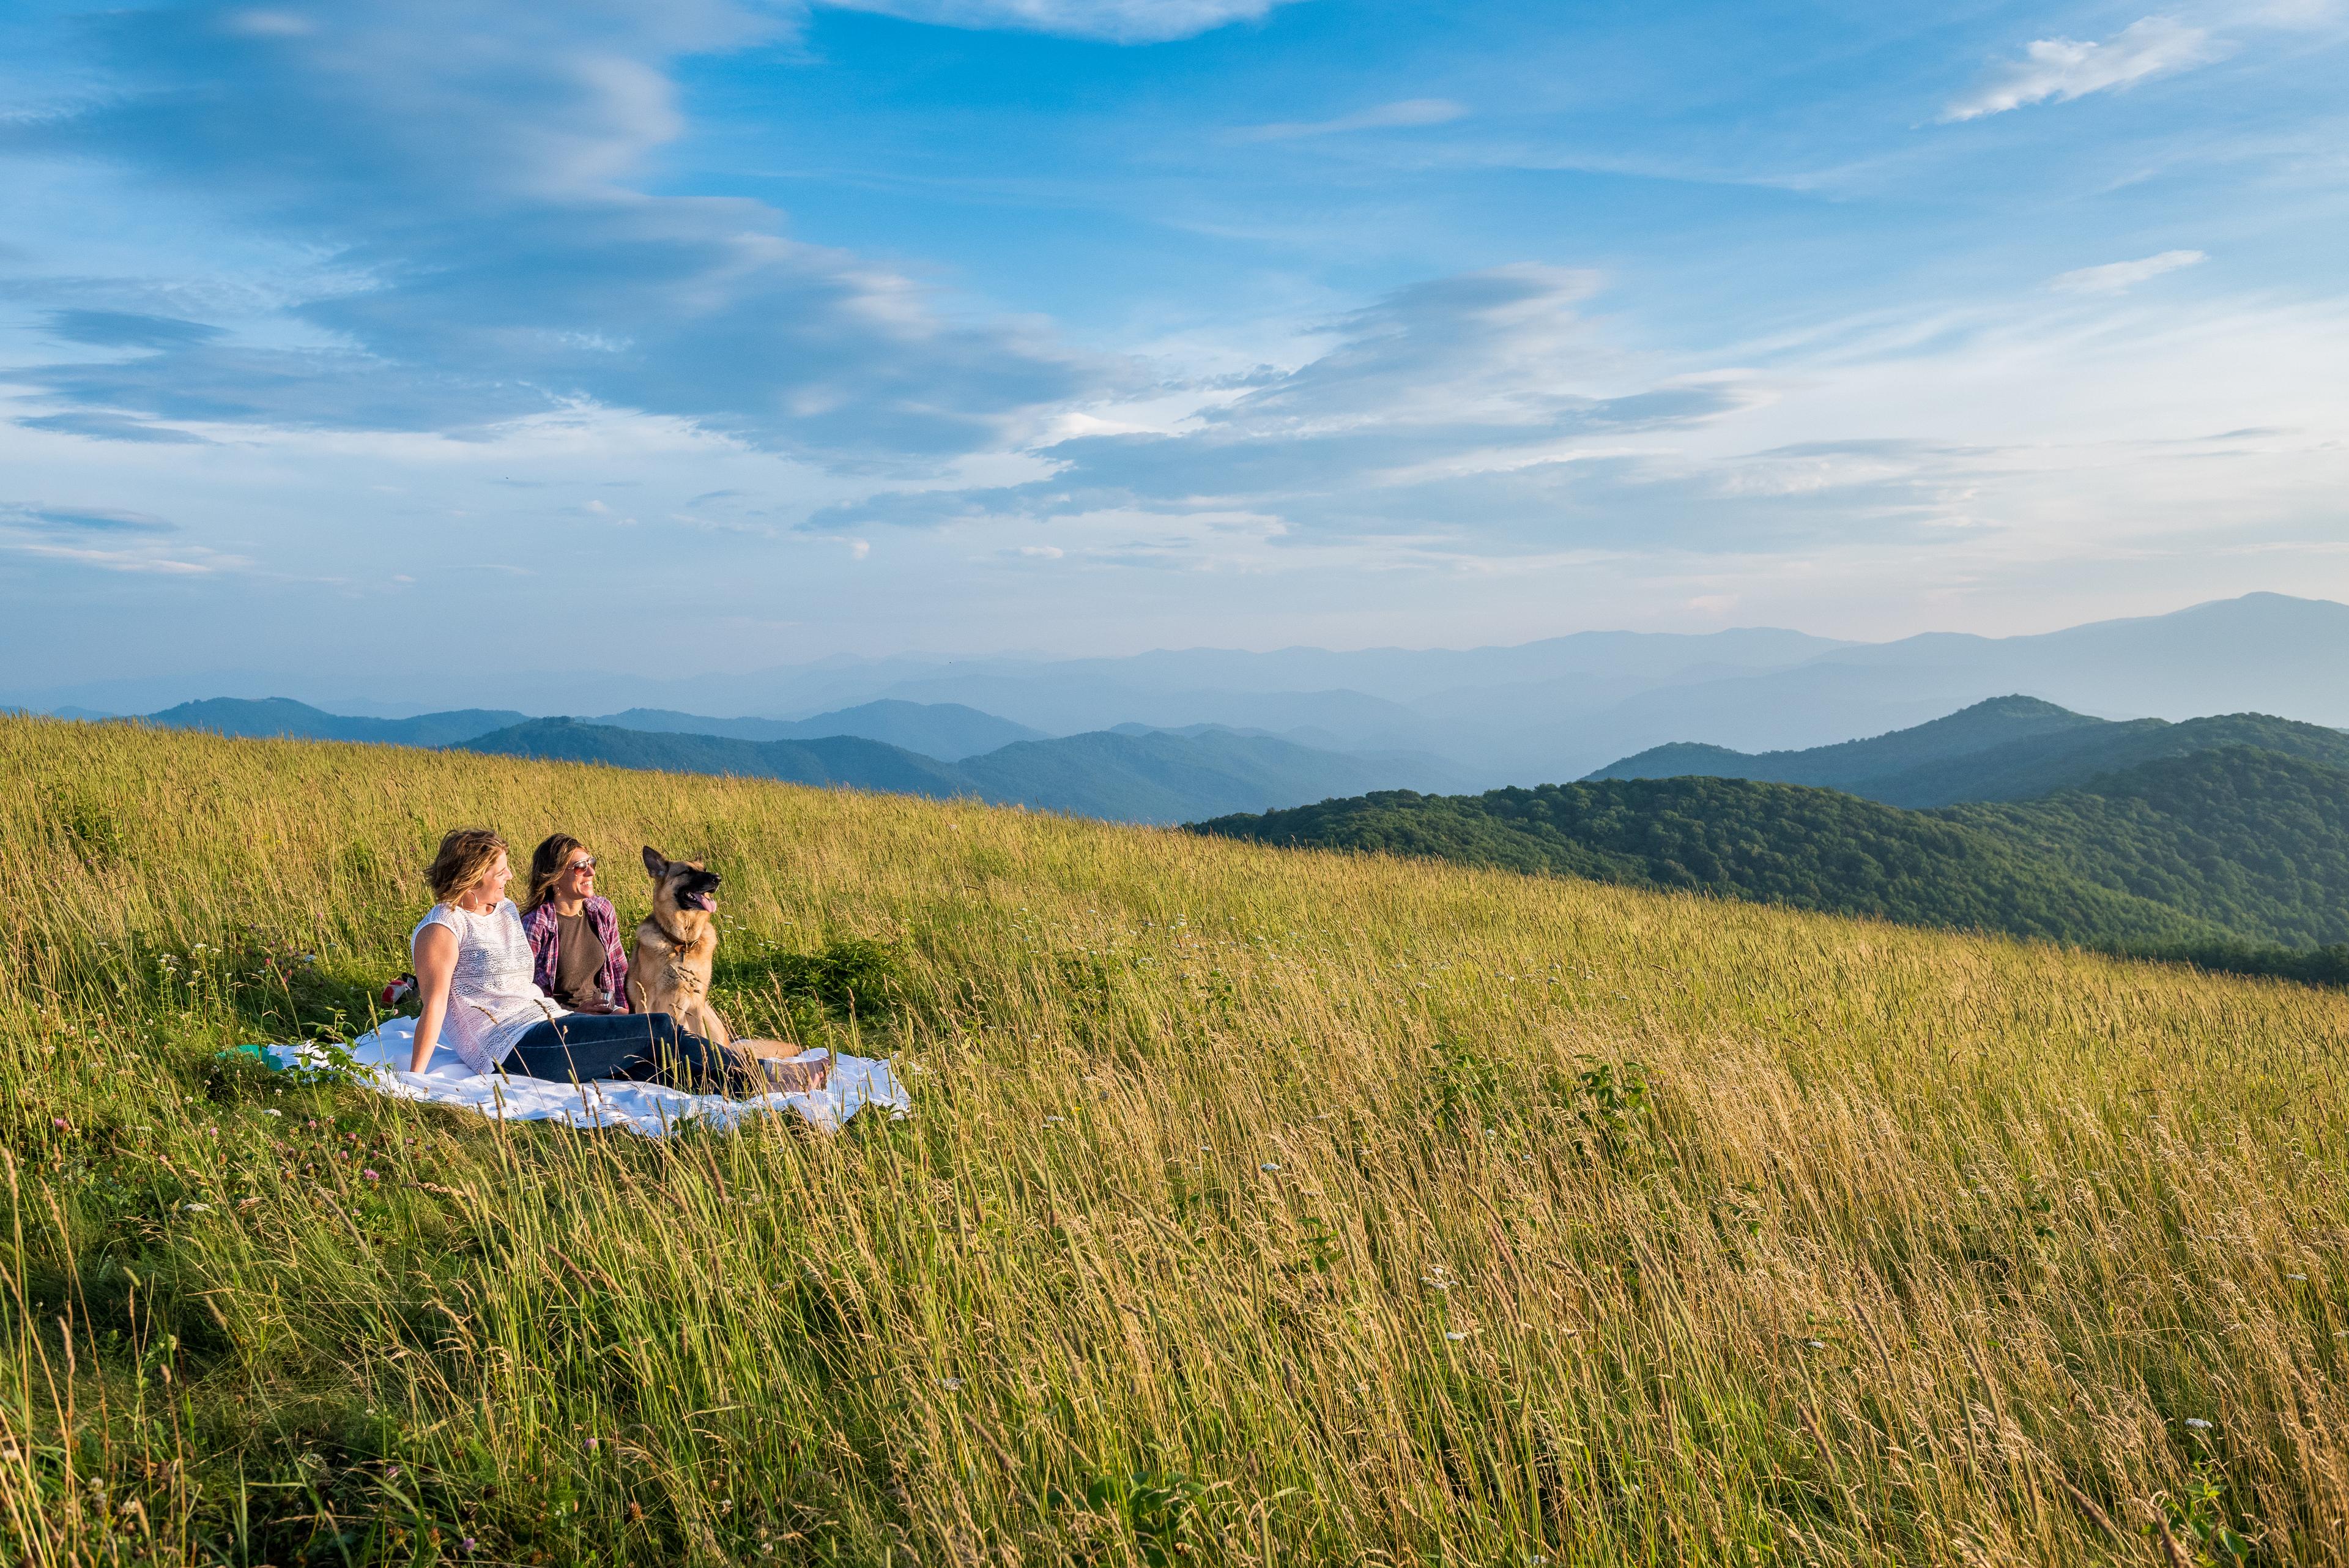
[{"xmin": 410, "ymin": 923, "xmax": 459, "ymax": 1072}]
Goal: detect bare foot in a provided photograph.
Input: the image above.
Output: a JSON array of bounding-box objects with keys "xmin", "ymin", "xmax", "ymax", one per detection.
[{"xmin": 757, "ymin": 1052, "xmax": 832, "ymax": 1094}]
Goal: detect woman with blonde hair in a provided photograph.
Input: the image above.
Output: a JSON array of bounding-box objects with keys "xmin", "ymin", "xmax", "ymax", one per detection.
[
  {"xmin": 406, "ymin": 827, "xmax": 754, "ymax": 1090},
  {"xmin": 518, "ymin": 833, "xmax": 629, "ymax": 1014}
]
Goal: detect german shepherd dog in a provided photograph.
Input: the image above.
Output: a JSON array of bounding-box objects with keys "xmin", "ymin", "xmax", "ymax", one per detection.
[{"xmin": 630, "ymin": 845, "xmax": 829, "ymax": 1092}]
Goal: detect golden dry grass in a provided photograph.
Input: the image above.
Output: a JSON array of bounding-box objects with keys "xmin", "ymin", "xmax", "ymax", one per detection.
[{"xmin": 4, "ymin": 712, "xmax": 2348, "ymax": 1565}]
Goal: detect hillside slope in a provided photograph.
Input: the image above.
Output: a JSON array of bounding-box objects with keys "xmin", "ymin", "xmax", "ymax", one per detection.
[
  {"xmin": 8, "ymin": 714, "xmax": 2349, "ymax": 1564},
  {"xmin": 1193, "ymin": 776, "xmax": 2223, "ymax": 948},
  {"xmin": 1954, "ymin": 745, "xmax": 2349, "ymax": 946},
  {"xmin": 1198, "ymin": 747, "xmax": 2349, "ymax": 978}
]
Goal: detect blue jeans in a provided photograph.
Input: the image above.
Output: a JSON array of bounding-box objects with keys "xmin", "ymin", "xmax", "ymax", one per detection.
[{"xmin": 500, "ymin": 1012, "xmax": 754, "ymax": 1092}]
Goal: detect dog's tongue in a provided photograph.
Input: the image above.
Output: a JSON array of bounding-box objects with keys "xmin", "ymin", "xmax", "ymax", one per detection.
[{"xmin": 685, "ymin": 892, "xmax": 717, "ymax": 912}]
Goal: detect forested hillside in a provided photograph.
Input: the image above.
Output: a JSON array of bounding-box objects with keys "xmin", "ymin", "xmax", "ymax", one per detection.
[
  {"xmin": 1955, "ymin": 745, "xmax": 2349, "ymax": 947},
  {"xmin": 1194, "ymin": 776, "xmax": 2220, "ymax": 947},
  {"xmin": 1197, "ymin": 745, "xmax": 2349, "ymax": 979}
]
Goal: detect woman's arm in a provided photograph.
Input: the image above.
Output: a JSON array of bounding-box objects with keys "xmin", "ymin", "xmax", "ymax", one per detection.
[{"xmin": 410, "ymin": 922, "xmax": 459, "ymax": 1073}]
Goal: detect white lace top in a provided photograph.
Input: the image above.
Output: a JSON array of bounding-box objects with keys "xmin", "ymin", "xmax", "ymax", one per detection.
[{"xmin": 410, "ymin": 899, "xmax": 568, "ymax": 1074}]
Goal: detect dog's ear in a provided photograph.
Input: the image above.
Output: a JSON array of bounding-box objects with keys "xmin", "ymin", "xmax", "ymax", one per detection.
[{"xmin": 641, "ymin": 845, "xmax": 669, "ymax": 880}]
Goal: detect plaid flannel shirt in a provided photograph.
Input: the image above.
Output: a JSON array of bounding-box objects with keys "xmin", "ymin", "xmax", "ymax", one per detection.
[{"xmin": 519, "ymin": 894, "xmax": 631, "ymax": 1009}]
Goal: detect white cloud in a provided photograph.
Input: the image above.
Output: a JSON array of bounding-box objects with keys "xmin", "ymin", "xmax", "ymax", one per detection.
[
  {"xmin": 2050, "ymin": 249, "xmax": 2209, "ymax": 293},
  {"xmin": 1, "ymin": 540, "xmax": 215, "ymax": 574},
  {"xmin": 1943, "ymin": 16, "xmax": 2227, "ymax": 121},
  {"xmin": 225, "ymin": 10, "xmax": 316, "ymax": 38},
  {"xmin": 0, "ymin": 501, "xmax": 240, "ymax": 574},
  {"xmin": 7, "ymin": 1, "xmax": 1099, "ymax": 467},
  {"xmin": 817, "ymin": 0, "xmax": 1301, "ymax": 43},
  {"xmin": 817, "ymin": 267, "xmax": 1765, "ymax": 546},
  {"xmin": 1239, "ymin": 98, "xmax": 1468, "ymax": 143}
]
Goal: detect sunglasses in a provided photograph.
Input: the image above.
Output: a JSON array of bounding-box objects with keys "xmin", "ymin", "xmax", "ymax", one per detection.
[{"xmin": 567, "ymin": 855, "xmax": 598, "ymax": 872}]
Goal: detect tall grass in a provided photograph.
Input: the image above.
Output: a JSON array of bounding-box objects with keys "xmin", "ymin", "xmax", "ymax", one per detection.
[{"xmin": 4, "ymin": 712, "xmax": 2348, "ymax": 1566}]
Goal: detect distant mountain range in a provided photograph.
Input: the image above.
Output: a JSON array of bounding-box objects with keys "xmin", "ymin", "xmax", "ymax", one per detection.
[
  {"xmin": 460, "ymin": 718, "xmax": 1471, "ymax": 824},
  {"xmin": 53, "ymin": 669, "xmax": 2349, "ymax": 979},
  {"xmin": 1197, "ymin": 699, "xmax": 2349, "ymax": 976},
  {"xmin": 130, "ymin": 695, "xmax": 1043, "ymax": 763},
  {"xmin": 139, "ymin": 697, "xmax": 532, "ymax": 749},
  {"xmin": 581, "ymin": 701, "xmax": 1043, "ymax": 760},
  {"xmin": 92, "ymin": 696, "xmax": 1468, "ymax": 823},
  {"xmin": 1588, "ymin": 695, "xmax": 2349, "ymax": 808},
  {"xmin": 24, "ymin": 595, "xmax": 2349, "ymax": 787},
  {"xmin": 1479, "ymin": 592, "xmax": 2349, "ymax": 779}
]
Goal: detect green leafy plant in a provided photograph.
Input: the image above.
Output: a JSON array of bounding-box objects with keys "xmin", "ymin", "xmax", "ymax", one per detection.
[
  {"xmin": 1049, "ymin": 1471, "xmax": 1212, "ymax": 1567},
  {"xmin": 2148, "ymin": 1457, "xmax": 2257, "ymax": 1565},
  {"xmin": 1572, "ymin": 1057, "xmax": 1650, "ymax": 1156}
]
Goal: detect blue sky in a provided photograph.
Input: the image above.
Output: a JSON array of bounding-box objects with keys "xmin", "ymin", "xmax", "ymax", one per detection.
[{"xmin": 2, "ymin": 0, "xmax": 2345, "ymax": 702}]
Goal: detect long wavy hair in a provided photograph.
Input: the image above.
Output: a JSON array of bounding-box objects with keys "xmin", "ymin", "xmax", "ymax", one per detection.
[
  {"xmin": 522, "ymin": 832, "xmax": 587, "ymax": 915},
  {"xmin": 423, "ymin": 828, "xmax": 508, "ymax": 905}
]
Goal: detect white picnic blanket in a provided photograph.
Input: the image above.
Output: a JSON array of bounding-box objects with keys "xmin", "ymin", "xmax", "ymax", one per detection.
[{"xmin": 267, "ymin": 1018, "xmax": 909, "ymax": 1137}]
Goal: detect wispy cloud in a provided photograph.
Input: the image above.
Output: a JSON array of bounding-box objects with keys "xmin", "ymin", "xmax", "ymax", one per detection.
[
  {"xmin": 4, "ymin": 2, "xmax": 1101, "ymax": 467},
  {"xmin": 817, "ymin": 266, "xmax": 1762, "ymax": 547},
  {"xmin": 2051, "ymin": 249, "xmax": 2209, "ymax": 293},
  {"xmin": 4, "ymin": 502, "xmax": 177, "ymax": 533},
  {"xmin": 1943, "ymin": 16, "xmax": 2227, "ymax": 121},
  {"xmin": 817, "ymin": 0, "xmax": 1301, "ymax": 43},
  {"xmin": 16, "ymin": 412, "xmax": 213, "ymax": 444},
  {"xmin": 42, "ymin": 311, "xmax": 226, "ymax": 350},
  {"xmin": 1238, "ymin": 98, "xmax": 1468, "ymax": 143},
  {"xmin": 0, "ymin": 540, "xmax": 216, "ymax": 575},
  {"xmin": 0, "ymin": 501, "xmax": 217, "ymax": 574}
]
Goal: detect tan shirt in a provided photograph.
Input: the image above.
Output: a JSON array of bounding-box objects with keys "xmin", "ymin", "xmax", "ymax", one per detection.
[{"xmin": 551, "ymin": 907, "xmax": 609, "ymax": 1009}]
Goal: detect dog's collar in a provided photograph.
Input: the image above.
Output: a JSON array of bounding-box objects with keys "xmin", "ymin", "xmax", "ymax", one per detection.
[{"xmin": 648, "ymin": 908, "xmax": 705, "ymax": 945}]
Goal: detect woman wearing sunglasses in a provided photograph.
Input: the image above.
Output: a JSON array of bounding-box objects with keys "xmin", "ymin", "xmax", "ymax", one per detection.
[{"xmin": 518, "ymin": 833, "xmax": 631, "ymax": 1014}]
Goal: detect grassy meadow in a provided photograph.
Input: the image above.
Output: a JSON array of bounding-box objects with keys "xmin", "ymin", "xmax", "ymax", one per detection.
[{"xmin": 6, "ymin": 710, "xmax": 2349, "ymax": 1566}]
